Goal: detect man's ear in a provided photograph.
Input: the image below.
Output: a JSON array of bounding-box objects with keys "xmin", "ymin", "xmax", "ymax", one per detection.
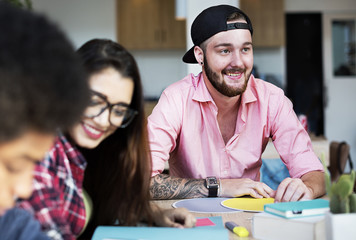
[{"xmin": 194, "ymin": 46, "xmax": 204, "ymax": 65}]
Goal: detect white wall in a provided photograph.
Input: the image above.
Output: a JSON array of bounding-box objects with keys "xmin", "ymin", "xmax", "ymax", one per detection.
[
  {"xmin": 253, "ymin": 48, "xmax": 285, "ymax": 89},
  {"xmin": 31, "ymin": 0, "xmax": 116, "ymax": 49},
  {"xmin": 130, "ymin": 49, "xmax": 187, "ymax": 98}
]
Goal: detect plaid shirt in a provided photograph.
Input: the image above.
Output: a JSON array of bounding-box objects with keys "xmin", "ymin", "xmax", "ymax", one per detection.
[{"xmin": 17, "ymin": 132, "xmax": 86, "ymax": 240}]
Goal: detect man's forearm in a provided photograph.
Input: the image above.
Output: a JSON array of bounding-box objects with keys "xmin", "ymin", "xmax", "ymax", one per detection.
[
  {"xmin": 301, "ymin": 171, "xmax": 326, "ymax": 198},
  {"xmin": 150, "ymin": 174, "xmax": 208, "ymax": 199}
]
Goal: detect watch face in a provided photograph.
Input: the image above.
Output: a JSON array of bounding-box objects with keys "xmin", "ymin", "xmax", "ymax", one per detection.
[
  {"xmin": 208, "ymin": 178, "xmax": 217, "ymax": 185},
  {"xmin": 206, "ymin": 177, "xmax": 218, "ymax": 188}
]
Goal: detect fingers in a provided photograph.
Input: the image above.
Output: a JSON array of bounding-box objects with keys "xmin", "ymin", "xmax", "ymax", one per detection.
[
  {"xmin": 274, "ymin": 177, "xmax": 291, "ymax": 202},
  {"xmin": 254, "ymin": 182, "xmax": 274, "ymax": 198},
  {"xmin": 173, "ymin": 208, "xmax": 196, "ymax": 228},
  {"xmin": 162, "ymin": 208, "xmax": 196, "ymax": 228},
  {"xmin": 222, "ymin": 179, "xmax": 274, "ymax": 198},
  {"xmin": 275, "ymin": 178, "xmax": 313, "ymax": 202},
  {"xmin": 182, "ymin": 211, "xmax": 197, "ymax": 228},
  {"xmin": 240, "ymin": 181, "xmax": 274, "ymax": 199},
  {"xmin": 243, "ymin": 187, "xmax": 268, "ymax": 199}
]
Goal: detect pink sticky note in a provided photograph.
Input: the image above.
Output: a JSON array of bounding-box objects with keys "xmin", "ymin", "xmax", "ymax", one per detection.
[{"xmin": 196, "ymin": 218, "xmax": 216, "ymax": 227}]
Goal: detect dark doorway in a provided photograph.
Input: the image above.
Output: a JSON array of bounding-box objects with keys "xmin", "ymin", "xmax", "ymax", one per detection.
[{"xmin": 286, "ymin": 13, "xmax": 324, "ymax": 136}]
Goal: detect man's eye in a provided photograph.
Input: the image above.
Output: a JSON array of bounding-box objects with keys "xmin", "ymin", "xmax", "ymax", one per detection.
[{"xmin": 221, "ymin": 49, "xmax": 230, "ymax": 54}]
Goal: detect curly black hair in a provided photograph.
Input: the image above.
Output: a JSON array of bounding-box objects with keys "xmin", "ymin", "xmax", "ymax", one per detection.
[{"xmin": 0, "ymin": 2, "xmax": 90, "ymax": 142}]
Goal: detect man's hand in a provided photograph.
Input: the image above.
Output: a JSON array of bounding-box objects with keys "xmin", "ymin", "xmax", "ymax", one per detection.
[
  {"xmin": 151, "ymin": 207, "xmax": 196, "ymax": 228},
  {"xmin": 273, "ymin": 177, "xmax": 313, "ymax": 202},
  {"xmin": 220, "ymin": 178, "xmax": 274, "ymax": 198},
  {"xmin": 273, "ymin": 171, "xmax": 325, "ymax": 202}
]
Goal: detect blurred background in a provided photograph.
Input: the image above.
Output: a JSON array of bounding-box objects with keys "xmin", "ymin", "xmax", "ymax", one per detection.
[{"xmin": 29, "ymin": 0, "xmax": 356, "ymax": 170}]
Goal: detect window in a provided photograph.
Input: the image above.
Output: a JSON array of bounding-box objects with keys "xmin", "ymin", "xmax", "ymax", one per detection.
[{"xmin": 332, "ymin": 20, "xmax": 356, "ymax": 76}]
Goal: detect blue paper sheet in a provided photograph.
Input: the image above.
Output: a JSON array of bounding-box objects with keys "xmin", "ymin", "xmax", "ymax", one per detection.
[{"xmin": 92, "ymin": 216, "xmax": 228, "ymax": 240}]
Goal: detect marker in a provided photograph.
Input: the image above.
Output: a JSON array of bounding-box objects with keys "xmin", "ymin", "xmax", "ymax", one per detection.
[{"xmin": 225, "ymin": 221, "xmax": 249, "ymax": 237}]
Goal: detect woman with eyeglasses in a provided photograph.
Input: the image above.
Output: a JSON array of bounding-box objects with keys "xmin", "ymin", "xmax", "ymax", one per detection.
[{"xmin": 17, "ymin": 39, "xmax": 196, "ymax": 240}]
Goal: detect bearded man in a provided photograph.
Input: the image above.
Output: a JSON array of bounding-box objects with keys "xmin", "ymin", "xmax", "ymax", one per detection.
[{"xmin": 148, "ymin": 5, "xmax": 325, "ymax": 202}]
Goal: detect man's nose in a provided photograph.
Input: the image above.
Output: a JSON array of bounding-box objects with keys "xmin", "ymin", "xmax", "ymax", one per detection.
[{"xmin": 230, "ymin": 51, "xmax": 244, "ymax": 68}]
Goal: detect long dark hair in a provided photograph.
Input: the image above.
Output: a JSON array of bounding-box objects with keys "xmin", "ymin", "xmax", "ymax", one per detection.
[{"xmin": 76, "ymin": 39, "xmax": 153, "ymax": 238}]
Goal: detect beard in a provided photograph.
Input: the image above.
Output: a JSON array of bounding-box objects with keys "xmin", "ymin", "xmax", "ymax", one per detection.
[{"xmin": 203, "ymin": 55, "xmax": 250, "ymax": 97}]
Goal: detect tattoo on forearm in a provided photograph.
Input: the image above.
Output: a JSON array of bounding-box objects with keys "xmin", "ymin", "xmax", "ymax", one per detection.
[{"xmin": 150, "ymin": 174, "xmax": 207, "ymax": 199}]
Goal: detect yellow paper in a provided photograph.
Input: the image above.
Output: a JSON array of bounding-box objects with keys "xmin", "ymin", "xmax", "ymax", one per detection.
[{"xmin": 222, "ymin": 197, "xmax": 275, "ymax": 212}]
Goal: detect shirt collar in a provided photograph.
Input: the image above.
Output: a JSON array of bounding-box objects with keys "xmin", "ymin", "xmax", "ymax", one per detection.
[
  {"xmin": 241, "ymin": 74, "xmax": 257, "ymax": 105},
  {"xmin": 192, "ymin": 72, "xmax": 214, "ymax": 103}
]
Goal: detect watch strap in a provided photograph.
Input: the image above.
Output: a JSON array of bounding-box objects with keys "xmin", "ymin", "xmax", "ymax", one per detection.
[{"xmin": 208, "ymin": 186, "xmax": 218, "ymax": 197}]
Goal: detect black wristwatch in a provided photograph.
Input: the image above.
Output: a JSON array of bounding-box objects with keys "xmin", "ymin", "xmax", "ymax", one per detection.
[{"xmin": 205, "ymin": 176, "xmax": 219, "ymax": 197}]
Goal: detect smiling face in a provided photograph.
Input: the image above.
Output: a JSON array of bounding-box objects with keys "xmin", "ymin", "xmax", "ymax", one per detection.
[
  {"xmin": 0, "ymin": 131, "xmax": 54, "ymax": 215},
  {"xmin": 69, "ymin": 67, "xmax": 134, "ymax": 149},
  {"xmin": 195, "ymin": 21, "xmax": 253, "ymax": 97}
]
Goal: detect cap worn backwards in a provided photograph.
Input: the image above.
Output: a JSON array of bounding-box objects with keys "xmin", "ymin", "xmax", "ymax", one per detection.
[{"xmin": 182, "ymin": 5, "xmax": 253, "ymax": 64}]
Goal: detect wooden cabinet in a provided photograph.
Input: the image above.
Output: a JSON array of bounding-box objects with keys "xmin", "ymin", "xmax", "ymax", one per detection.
[
  {"xmin": 240, "ymin": 0, "xmax": 285, "ymax": 47},
  {"xmin": 116, "ymin": 0, "xmax": 186, "ymax": 50}
]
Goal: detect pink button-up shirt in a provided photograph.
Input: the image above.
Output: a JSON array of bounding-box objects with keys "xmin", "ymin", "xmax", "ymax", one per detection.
[{"xmin": 148, "ymin": 73, "xmax": 323, "ymax": 180}]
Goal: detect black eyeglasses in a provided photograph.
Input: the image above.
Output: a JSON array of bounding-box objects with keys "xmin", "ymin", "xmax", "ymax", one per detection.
[{"xmin": 84, "ymin": 91, "xmax": 138, "ymax": 128}]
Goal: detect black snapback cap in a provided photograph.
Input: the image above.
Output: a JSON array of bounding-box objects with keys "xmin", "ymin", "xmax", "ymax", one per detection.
[{"xmin": 182, "ymin": 5, "xmax": 253, "ymax": 64}]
